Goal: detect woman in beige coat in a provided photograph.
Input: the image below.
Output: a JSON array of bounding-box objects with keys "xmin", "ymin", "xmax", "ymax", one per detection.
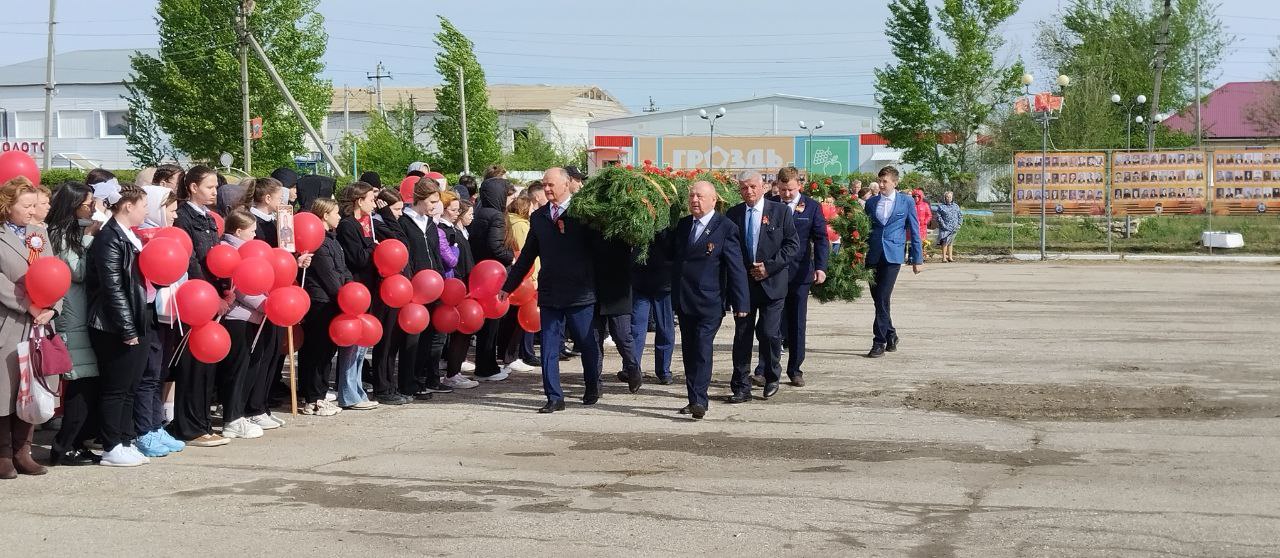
[{"xmin": 0, "ymin": 177, "xmax": 59, "ymax": 479}]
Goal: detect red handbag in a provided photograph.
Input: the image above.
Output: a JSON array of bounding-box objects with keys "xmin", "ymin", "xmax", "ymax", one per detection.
[{"xmin": 30, "ymin": 325, "xmax": 73, "ymax": 377}]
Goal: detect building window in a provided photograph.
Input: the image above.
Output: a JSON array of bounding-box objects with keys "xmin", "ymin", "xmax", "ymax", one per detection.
[
  {"xmin": 58, "ymin": 110, "xmax": 94, "ymax": 139},
  {"xmin": 15, "ymin": 112, "xmax": 44, "ymax": 138},
  {"xmin": 513, "ymin": 127, "xmax": 531, "ymax": 143},
  {"xmin": 101, "ymin": 110, "xmax": 128, "ymax": 138}
]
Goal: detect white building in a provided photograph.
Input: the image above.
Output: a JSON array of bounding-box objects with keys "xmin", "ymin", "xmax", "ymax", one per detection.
[
  {"xmin": 585, "ymin": 94, "xmax": 903, "ymax": 176},
  {"xmin": 0, "ymin": 49, "xmax": 157, "ymax": 169}
]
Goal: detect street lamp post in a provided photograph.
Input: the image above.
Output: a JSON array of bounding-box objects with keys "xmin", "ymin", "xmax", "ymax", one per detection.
[
  {"xmin": 699, "ymin": 106, "xmax": 726, "ymax": 170},
  {"xmin": 1022, "ymin": 73, "xmax": 1070, "ymax": 261},
  {"xmin": 799, "ymin": 119, "xmax": 825, "ymax": 173},
  {"xmin": 441, "ymin": 62, "xmax": 469, "ymax": 175},
  {"xmin": 1111, "ymin": 93, "xmax": 1147, "ymax": 150}
]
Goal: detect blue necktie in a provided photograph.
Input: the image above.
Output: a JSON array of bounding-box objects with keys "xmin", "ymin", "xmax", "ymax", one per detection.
[
  {"xmin": 745, "ymin": 207, "xmax": 757, "ymax": 261},
  {"xmin": 690, "ymin": 220, "xmax": 701, "ymax": 245}
]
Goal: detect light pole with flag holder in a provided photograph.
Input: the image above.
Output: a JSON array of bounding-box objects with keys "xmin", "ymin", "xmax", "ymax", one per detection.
[
  {"xmin": 799, "ymin": 120, "xmax": 824, "ymax": 174},
  {"xmin": 1020, "ymin": 72, "xmax": 1070, "ymax": 261},
  {"xmin": 699, "ymin": 107, "xmax": 726, "ymax": 170}
]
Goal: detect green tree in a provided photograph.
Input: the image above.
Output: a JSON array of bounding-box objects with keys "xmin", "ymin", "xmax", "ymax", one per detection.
[
  {"xmin": 339, "ymin": 100, "xmax": 432, "ymax": 183},
  {"xmin": 122, "ymin": 81, "xmax": 178, "ymax": 166},
  {"xmin": 875, "ymin": 0, "xmax": 1025, "ymax": 192},
  {"xmin": 432, "ymin": 16, "xmax": 501, "ymax": 175},
  {"xmin": 127, "ymin": 0, "xmax": 332, "ymax": 172}
]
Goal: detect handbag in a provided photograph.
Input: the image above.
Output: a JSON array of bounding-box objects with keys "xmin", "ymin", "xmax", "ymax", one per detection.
[
  {"xmin": 29, "ymin": 325, "xmax": 73, "ymax": 377},
  {"xmin": 16, "ymin": 336, "xmax": 59, "ymax": 424}
]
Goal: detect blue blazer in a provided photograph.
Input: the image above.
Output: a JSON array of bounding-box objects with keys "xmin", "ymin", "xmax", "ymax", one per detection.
[
  {"xmin": 768, "ymin": 194, "xmax": 830, "ymax": 287},
  {"xmin": 864, "ymin": 193, "xmax": 923, "ymax": 266},
  {"xmin": 670, "ymin": 212, "xmax": 749, "ymax": 319},
  {"xmin": 726, "ymin": 199, "xmax": 799, "ymax": 302}
]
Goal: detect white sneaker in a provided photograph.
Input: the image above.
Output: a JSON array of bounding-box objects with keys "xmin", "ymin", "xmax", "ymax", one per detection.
[
  {"xmin": 506, "ymin": 360, "xmax": 534, "ymax": 373},
  {"xmin": 344, "ymin": 400, "xmax": 379, "ymax": 410},
  {"xmin": 442, "ymin": 374, "xmax": 480, "ymax": 389},
  {"xmin": 267, "ymin": 413, "xmax": 286, "ymax": 427},
  {"xmin": 223, "ymin": 417, "xmax": 265, "ymax": 439},
  {"xmin": 325, "ymin": 390, "xmax": 338, "ymax": 402},
  {"xmin": 101, "ymin": 444, "xmax": 146, "ymax": 467},
  {"xmin": 125, "ymin": 444, "xmax": 152, "ymax": 464},
  {"xmin": 460, "ymin": 361, "xmax": 476, "ymax": 373},
  {"xmin": 248, "ymin": 413, "xmax": 281, "ymax": 430},
  {"xmin": 477, "ymin": 369, "xmax": 510, "ymax": 382},
  {"xmin": 315, "ymin": 401, "xmax": 340, "ymax": 417},
  {"xmin": 604, "ymin": 335, "xmax": 616, "ymax": 347}
]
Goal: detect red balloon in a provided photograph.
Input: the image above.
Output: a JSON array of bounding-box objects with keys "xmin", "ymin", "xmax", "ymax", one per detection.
[
  {"xmin": 210, "ymin": 211, "xmax": 225, "ymax": 237},
  {"xmin": 397, "ymin": 303, "xmax": 430, "ymax": 334},
  {"xmin": 237, "ymin": 239, "xmax": 272, "ymax": 261},
  {"xmin": 139, "ymin": 237, "xmax": 188, "ymax": 286},
  {"xmin": 265, "ymin": 285, "xmax": 310, "ymax": 327},
  {"xmin": 399, "ymin": 176, "xmax": 418, "ymax": 204},
  {"xmin": 175, "ymin": 280, "xmax": 219, "ymax": 326},
  {"xmin": 233, "ymin": 256, "xmax": 274, "ymax": 296},
  {"xmin": 518, "ymin": 303, "xmax": 541, "ymax": 333},
  {"xmin": 0, "ymin": 151, "xmax": 39, "ymax": 184},
  {"xmin": 440, "ymin": 278, "xmax": 467, "ymax": 307},
  {"xmin": 468, "ymin": 260, "xmax": 507, "ymax": 298},
  {"xmin": 379, "ymin": 274, "xmax": 413, "ymax": 308},
  {"xmin": 328, "ymin": 314, "xmax": 363, "ymax": 347},
  {"xmin": 509, "ymin": 279, "xmax": 536, "ymax": 306},
  {"xmin": 293, "ymin": 212, "xmax": 325, "ymax": 254},
  {"xmin": 337, "ymin": 282, "xmax": 371, "ymax": 315},
  {"xmin": 479, "ymin": 294, "xmax": 510, "ymax": 320},
  {"xmin": 456, "ymin": 299, "xmax": 485, "ymax": 335},
  {"xmin": 411, "ymin": 269, "xmax": 444, "ymax": 304},
  {"xmin": 269, "ymin": 248, "xmax": 297, "ymax": 289},
  {"xmin": 357, "ymin": 313, "xmax": 383, "ymax": 347},
  {"xmin": 25, "ymin": 257, "xmax": 71, "ymax": 309},
  {"xmin": 373, "ymin": 239, "xmax": 409, "ymax": 277},
  {"xmin": 205, "ymin": 244, "xmax": 242, "ymax": 279},
  {"xmin": 155, "ymin": 227, "xmax": 193, "ymax": 257},
  {"xmin": 189, "ymin": 322, "xmax": 231, "ymax": 364},
  {"xmin": 431, "ymin": 305, "xmax": 460, "ymax": 334}
]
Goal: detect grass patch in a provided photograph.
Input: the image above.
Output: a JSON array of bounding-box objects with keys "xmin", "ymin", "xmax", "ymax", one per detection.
[{"xmin": 953, "ymin": 214, "xmax": 1280, "ymax": 254}]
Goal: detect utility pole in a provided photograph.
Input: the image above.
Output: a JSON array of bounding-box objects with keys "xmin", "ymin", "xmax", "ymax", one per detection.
[
  {"xmin": 367, "ymin": 62, "xmax": 391, "ymax": 117},
  {"xmin": 238, "ymin": 0, "xmax": 254, "ymax": 174},
  {"xmin": 1194, "ymin": 43, "xmax": 1203, "ymax": 147},
  {"xmin": 343, "ymin": 84, "xmax": 350, "ymax": 138},
  {"xmin": 458, "ymin": 65, "xmax": 469, "ymax": 176},
  {"xmin": 42, "ymin": 0, "xmax": 56, "ymax": 170},
  {"xmin": 1147, "ymin": 0, "xmax": 1173, "ymax": 151},
  {"xmin": 642, "ymin": 96, "xmax": 659, "ymax": 113},
  {"xmin": 244, "ymin": 32, "xmax": 344, "ymax": 176}
]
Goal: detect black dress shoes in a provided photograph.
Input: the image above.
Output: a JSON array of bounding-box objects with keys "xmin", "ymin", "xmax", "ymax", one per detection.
[
  {"xmin": 582, "ymin": 393, "xmax": 600, "ymax": 405},
  {"xmin": 725, "ymin": 392, "xmax": 752, "ymax": 404},
  {"xmin": 790, "ymin": 375, "xmax": 806, "ymax": 387},
  {"xmin": 678, "ymin": 405, "xmax": 691, "ymax": 415},
  {"xmin": 689, "ymin": 404, "xmax": 706, "ymax": 420},
  {"xmin": 558, "ymin": 349, "xmax": 574, "ymax": 361},
  {"xmin": 657, "ymin": 376, "xmax": 674, "ymax": 385},
  {"xmin": 886, "ymin": 334, "xmax": 899, "ymax": 352},
  {"xmin": 50, "ymin": 448, "xmax": 99, "ymax": 466},
  {"xmin": 763, "ymin": 382, "xmax": 780, "ymax": 399},
  {"xmin": 867, "ymin": 345, "xmax": 886, "ymax": 358},
  {"xmin": 538, "ymin": 400, "xmax": 566, "ymax": 414},
  {"xmin": 625, "ymin": 372, "xmax": 642, "ymax": 394},
  {"xmin": 751, "ymin": 375, "xmax": 766, "ymax": 387}
]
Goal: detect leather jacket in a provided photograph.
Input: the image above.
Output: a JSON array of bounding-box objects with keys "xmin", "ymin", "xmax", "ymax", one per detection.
[{"xmin": 86, "ymin": 219, "xmax": 150, "ymax": 340}]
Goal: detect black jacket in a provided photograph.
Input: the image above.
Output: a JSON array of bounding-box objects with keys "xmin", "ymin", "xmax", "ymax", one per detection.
[
  {"xmin": 501, "ymin": 202, "xmax": 598, "ymax": 309},
  {"xmin": 85, "ymin": 219, "xmax": 150, "ymax": 340},
  {"xmin": 396, "ymin": 210, "xmax": 443, "ymax": 275},
  {"xmin": 725, "ymin": 199, "xmax": 799, "ymax": 303},
  {"xmin": 296, "ymin": 174, "xmax": 335, "ymax": 212},
  {"xmin": 671, "ymin": 212, "xmax": 749, "ymax": 319},
  {"xmin": 253, "ymin": 212, "xmax": 279, "ymax": 248},
  {"xmin": 336, "ymin": 215, "xmax": 376, "ymax": 286},
  {"xmin": 174, "ymin": 202, "xmax": 219, "ymax": 282},
  {"xmin": 594, "ymin": 236, "xmax": 633, "ymax": 316},
  {"xmin": 631, "ymin": 228, "xmax": 674, "ymax": 296},
  {"xmin": 303, "ymin": 231, "xmax": 353, "ymax": 304},
  {"xmin": 468, "ymin": 178, "xmax": 514, "ymax": 266},
  {"xmin": 444, "ymin": 224, "xmax": 474, "ymax": 282}
]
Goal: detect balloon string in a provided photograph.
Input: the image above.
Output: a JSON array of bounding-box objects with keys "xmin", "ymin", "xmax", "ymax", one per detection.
[
  {"xmin": 300, "ymin": 266, "xmax": 307, "ymax": 287},
  {"xmin": 249, "ymin": 318, "xmax": 267, "ymax": 353}
]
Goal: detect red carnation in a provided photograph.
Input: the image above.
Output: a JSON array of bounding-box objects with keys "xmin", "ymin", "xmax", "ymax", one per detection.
[
  {"xmin": 824, "ymin": 178, "xmax": 833, "ymax": 185},
  {"xmin": 643, "ymin": 159, "xmax": 653, "ymax": 166},
  {"xmin": 852, "ymin": 230, "xmax": 860, "ymax": 240},
  {"xmin": 810, "ymin": 184, "xmax": 819, "ymax": 192},
  {"xmin": 625, "ymin": 165, "xmax": 634, "ymax": 170}
]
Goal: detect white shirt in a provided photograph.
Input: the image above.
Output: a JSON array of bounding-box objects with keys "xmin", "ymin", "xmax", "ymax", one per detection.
[
  {"xmin": 690, "ymin": 211, "xmax": 715, "ymax": 244},
  {"xmin": 549, "ymin": 196, "xmax": 572, "ymax": 220},
  {"xmin": 250, "ymin": 206, "xmax": 275, "ymax": 222},
  {"xmin": 877, "ymin": 190, "xmax": 897, "ymax": 225},
  {"xmin": 744, "ymin": 197, "xmax": 765, "ymax": 260},
  {"xmin": 186, "ymin": 201, "xmax": 208, "ymax": 216},
  {"xmin": 403, "ymin": 206, "xmax": 432, "ymax": 235},
  {"xmin": 785, "ymin": 195, "xmax": 801, "ymax": 212},
  {"xmin": 115, "ymin": 217, "xmax": 143, "ymax": 251}
]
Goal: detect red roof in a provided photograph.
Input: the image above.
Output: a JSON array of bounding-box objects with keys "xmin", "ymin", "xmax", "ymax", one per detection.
[{"xmin": 1163, "ymin": 81, "xmax": 1280, "ymax": 139}]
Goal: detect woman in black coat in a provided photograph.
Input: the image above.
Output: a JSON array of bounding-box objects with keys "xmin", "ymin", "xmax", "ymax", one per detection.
[
  {"xmin": 85, "ymin": 183, "xmax": 153, "ymax": 467},
  {"xmin": 297, "ymin": 199, "xmax": 352, "ymax": 416}
]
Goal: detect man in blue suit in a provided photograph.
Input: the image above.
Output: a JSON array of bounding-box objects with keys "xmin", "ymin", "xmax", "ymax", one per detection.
[
  {"xmin": 726, "ymin": 171, "xmax": 799, "ymax": 402},
  {"xmin": 671, "ymin": 181, "xmax": 749, "ymax": 419},
  {"xmin": 773, "ymin": 166, "xmax": 829, "ymax": 386},
  {"xmin": 864, "ymin": 165, "xmax": 924, "ymax": 358}
]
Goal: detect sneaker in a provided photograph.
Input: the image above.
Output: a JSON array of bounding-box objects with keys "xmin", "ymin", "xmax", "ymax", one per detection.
[
  {"xmin": 156, "ymin": 429, "xmax": 185, "ymax": 452},
  {"xmin": 125, "ymin": 444, "xmax": 153, "ymax": 464},
  {"xmin": 422, "ymin": 383, "xmax": 454, "ymax": 394},
  {"xmin": 343, "ymin": 400, "xmax": 379, "ymax": 410},
  {"xmin": 299, "ymin": 402, "xmax": 317, "ymax": 415},
  {"xmin": 442, "ymin": 375, "xmax": 480, "ymax": 389},
  {"xmin": 505, "ymin": 360, "xmax": 535, "ymax": 373},
  {"xmin": 222, "ymin": 417, "xmax": 265, "ymax": 439},
  {"xmin": 100, "ymin": 444, "xmax": 146, "ymax": 467},
  {"xmin": 476, "ymin": 369, "xmax": 510, "ymax": 382},
  {"xmin": 266, "ymin": 413, "xmax": 286, "ymax": 427},
  {"xmin": 521, "ymin": 357, "xmax": 541, "ymax": 369},
  {"xmin": 188, "ymin": 434, "xmax": 230, "ymax": 447},
  {"xmin": 325, "ymin": 390, "xmax": 338, "ymax": 402},
  {"xmin": 460, "ymin": 361, "xmax": 476, "ymax": 373},
  {"xmin": 603, "ymin": 335, "xmax": 616, "ymax": 347},
  {"xmin": 314, "ymin": 401, "xmax": 341, "ymax": 417},
  {"xmin": 135, "ymin": 431, "xmax": 171, "ymax": 458},
  {"xmin": 248, "ymin": 414, "xmax": 282, "ymax": 430}
]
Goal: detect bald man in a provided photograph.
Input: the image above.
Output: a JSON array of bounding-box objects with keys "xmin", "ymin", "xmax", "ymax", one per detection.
[{"xmin": 670, "ymin": 181, "xmax": 749, "ymax": 419}]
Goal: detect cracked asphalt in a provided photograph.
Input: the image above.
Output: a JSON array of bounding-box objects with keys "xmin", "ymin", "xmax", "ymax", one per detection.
[{"xmin": 2, "ymin": 262, "xmax": 1277, "ymax": 557}]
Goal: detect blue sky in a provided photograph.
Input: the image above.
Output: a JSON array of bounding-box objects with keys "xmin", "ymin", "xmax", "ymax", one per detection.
[{"xmin": 3, "ymin": 0, "xmax": 1277, "ymax": 112}]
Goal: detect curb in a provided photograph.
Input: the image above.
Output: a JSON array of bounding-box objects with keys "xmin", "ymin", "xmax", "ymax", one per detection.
[{"xmin": 962, "ymin": 253, "xmax": 1280, "ymax": 264}]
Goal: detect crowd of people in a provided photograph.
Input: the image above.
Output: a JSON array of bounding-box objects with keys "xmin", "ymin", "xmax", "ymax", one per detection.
[{"xmin": 0, "ymin": 160, "xmax": 929, "ymax": 475}]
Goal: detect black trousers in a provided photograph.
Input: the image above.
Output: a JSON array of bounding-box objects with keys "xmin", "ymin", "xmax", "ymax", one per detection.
[
  {"xmin": 679, "ymin": 312, "xmax": 722, "ymax": 409},
  {"xmin": 731, "ymin": 296, "xmax": 784, "ymax": 395},
  {"xmin": 400, "ymin": 327, "xmax": 444, "ymax": 394},
  {"xmin": 471, "ymin": 318, "xmax": 502, "ymax": 377},
  {"xmin": 90, "ymin": 328, "xmax": 149, "ymax": 449},
  {"xmin": 246, "ymin": 325, "xmax": 281, "ymax": 417},
  {"xmin": 136, "ymin": 326, "xmax": 173, "ymax": 435},
  {"xmin": 782, "ymin": 282, "xmax": 811, "ymax": 379},
  {"xmin": 369, "ymin": 303, "xmax": 402, "ymax": 398},
  {"xmin": 496, "ymin": 311, "xmax": 523, "ymax": 365},
  {"xmin": 596, "ymin": 312, "xmax": 640, "ymax": 379},
  {"xmin": 168, "ymin": 334, "xmax": 218, "ymax": 441},
  {"xmin": 52, "ymin": 376, "xmax": 99, "ymax": 453},
  {"xmin": 446, "ymin": 331, "xmax": 473, "ymax": 377},
  {"xmin": 297, "ymin": 301, "xmax": 339, "ymax": 404},
  {"xmin": 870, "ymin": 261, "xmax": 901, "ymax": 347},
  {"xmin": 218, "ymin": 320, "xmax": 271, "ymax": 423}
]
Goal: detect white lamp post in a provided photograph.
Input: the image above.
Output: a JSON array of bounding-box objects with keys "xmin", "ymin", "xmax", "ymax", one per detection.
[
  {"xmin": 799, "ymin": 119, "xmax": 825, "ymax": 173},
  {"xmin": 699, "ymin": 106, "xmax": 726, "ymax": 170}
]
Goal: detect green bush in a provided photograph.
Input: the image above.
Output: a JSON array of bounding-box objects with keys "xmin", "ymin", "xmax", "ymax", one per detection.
[{"xmin": 40, "ymin": 168, "xmax": 139, "ymax": 187}]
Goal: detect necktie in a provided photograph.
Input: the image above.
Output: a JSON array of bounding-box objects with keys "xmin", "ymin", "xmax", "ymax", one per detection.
[
  {"xmin": 690, "ymin": 220, "xmax": 701, "ymax": 245},
  {"xmin": 551, "ymin": 204, "xmax": 561, "ymax": 221},
  {"xmin": 746, "ymin": 207, "xmax": 757, "ymax": 261}
]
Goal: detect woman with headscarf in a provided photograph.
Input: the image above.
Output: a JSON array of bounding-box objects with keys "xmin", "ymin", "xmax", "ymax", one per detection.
[{"xmin": 930, "ymin": 191, "xmax": 963, "ymax": 263}]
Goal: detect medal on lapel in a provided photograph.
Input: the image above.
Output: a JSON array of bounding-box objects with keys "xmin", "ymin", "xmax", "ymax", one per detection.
[
  {"xmin": 705, "ymin": 242, "xmax": 715, "ymax": 255},
  {"xmin": 795, "ymin": 201, "xmax": 806, "ymax": 214},
  {"xmin": 761, "ymin": 215, "xmax": 771, "ymax": 226},
  {"xmin": 24, "ymin": 232, "xmax": 46, "ymax": 263},
  {"xmin": 556, "ymin": 219, "xmax": 565, "ymax": 234}
]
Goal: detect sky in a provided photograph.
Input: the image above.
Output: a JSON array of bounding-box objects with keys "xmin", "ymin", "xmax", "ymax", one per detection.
[{"xmin": 3, "ymin": 0, "xmax": 1278, "ymax": 113}]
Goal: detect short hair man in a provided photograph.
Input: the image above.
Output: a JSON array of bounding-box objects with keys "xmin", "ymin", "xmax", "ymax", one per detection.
[{"xmin": 864, "ymin": 166, "xmax": 923, "ymax": 358}]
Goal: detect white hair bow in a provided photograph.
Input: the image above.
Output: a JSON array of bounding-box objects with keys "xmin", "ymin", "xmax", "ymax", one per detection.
[{"xmin": 93, "ymin": 178, "xmax": 123, "ymax": 205}]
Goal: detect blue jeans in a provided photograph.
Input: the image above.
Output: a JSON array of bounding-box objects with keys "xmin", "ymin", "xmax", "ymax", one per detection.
[
  {"xmin": 336, "ymin": 345, "xmax": 369, "ymax": 407},
  {"xmin": 539, "ymin": 304, "xmax": 601, "ymax": 403},
  {"xmin": 631, "ymin": 292, "xmax": 674, "ymax": 379}
]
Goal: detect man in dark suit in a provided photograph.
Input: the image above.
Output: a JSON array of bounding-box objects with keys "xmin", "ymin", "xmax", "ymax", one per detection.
[
  {"xmin": 671, "ymin": 181, "xmax": 749, "ymax": 419},
  {"xmin": 499, "ymin": 167, "xmax": 603, "ymax": 413},
  {"xmin": 726, "ymin": 171, "xmax": 798, "ymax": 402},
  {"xmin": 863, "ymin": 166, "xmax": 923, "ymax": 357},
  {"xmin": 774, "ymin": 167, "xmax": 828, "ymax": 386}
]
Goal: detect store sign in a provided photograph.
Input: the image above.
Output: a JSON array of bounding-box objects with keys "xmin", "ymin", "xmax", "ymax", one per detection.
[
  {"xmin": 1, "ymin": 141, "xmax": 46, "ymax": 154},
  {"xmin": 804, "ymin": 139, "xmax": 853, "ymax": 175},
  {"xmin": 658, "ymin": 136, "xmax": 793, "ymax": 170}
]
